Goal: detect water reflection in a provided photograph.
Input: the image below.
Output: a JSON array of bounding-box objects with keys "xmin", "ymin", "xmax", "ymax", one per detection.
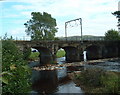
[
  {"xmin": 56, "ymin": 81, "xmax": 83, "ymax": 94},
  {"xmin": 57, "ymin": 67, "xmax": 67, "ymax": 80},
  {"xmin": 31, "ymin": 70, "xmax": 58, "ymax": 94}
]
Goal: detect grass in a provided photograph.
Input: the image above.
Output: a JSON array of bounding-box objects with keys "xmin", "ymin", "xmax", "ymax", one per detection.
[
  {"xmin": 56, "ymin": 49, "xmax": 65, "ymax": 58},
  {"xmin": 29, "ymin": 52, "xmax": 40, "ymax": 61},
  {"xmin": 28, "ymin": 49, "xmax": 65, "ymax": 61},
  {"xmin": 74, "ymin": 68, "xmax": 120, "ymax": 94}
]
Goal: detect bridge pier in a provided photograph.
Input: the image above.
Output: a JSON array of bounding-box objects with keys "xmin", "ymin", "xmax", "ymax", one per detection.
[
  {"xmin": 34, "ymin": 47, "xmax": 53, "ymax": 65},
  {"xmin": 52, "ymin": 54, "xmax": 57, "ymax": 64}
]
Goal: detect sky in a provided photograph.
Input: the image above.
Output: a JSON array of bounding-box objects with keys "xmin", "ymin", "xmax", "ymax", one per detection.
[{"xmin": 0, "ymin": 0, "xmax": 119, "ymax": 40}]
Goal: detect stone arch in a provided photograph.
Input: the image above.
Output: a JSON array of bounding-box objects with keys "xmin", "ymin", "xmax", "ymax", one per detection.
[
  {"xmin": 33, "ymin": 46, "xmax": 53, "ymax": 65},
  {"xmin": 103, "ymin": 43, "xmax": 119, "ymax": 58},
  {"xmin": 85, "ymin": 44, "xmax": 102, "ymax": 60},
  {"xmin": 61, "ymin": 46, "xmax": 81, "ymax": 62}
]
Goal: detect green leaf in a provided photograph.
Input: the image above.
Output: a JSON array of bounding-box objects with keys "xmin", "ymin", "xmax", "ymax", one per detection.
[
  {"xmin": 0, "ymin": 77, "xmax": 8, "ymax": 84},
  {"xmin": 0, "ymin": 71, "xmax": 14, "ymax": 77},
  {"xmin": 22, "ymin": 65, "xmax": 30, "ymax": 71}
]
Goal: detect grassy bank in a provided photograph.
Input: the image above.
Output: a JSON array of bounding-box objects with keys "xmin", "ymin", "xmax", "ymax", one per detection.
[
  {"xmin": 72, "ymin": 68, "xmax": 120, "ymax": 94},
  {"xmin": 28, "ymin": 49, "xmax": 65, "ymax": 61},
  {"xmin": 56, "ymin": 50, "xmax": 65, "ymax": 58},
  {"xmin": 29, "ymin": 52, "xmax": 40, "ymax": 61}
]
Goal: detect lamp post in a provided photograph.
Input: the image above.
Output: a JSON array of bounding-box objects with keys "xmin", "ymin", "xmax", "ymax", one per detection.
[{"xmin": 65, "ymin": 18, "xmax": 82, "ymax": 42}]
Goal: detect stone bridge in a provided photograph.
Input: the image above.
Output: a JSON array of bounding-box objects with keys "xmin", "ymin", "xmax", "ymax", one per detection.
[{"xmin": 15, "ymin": 40, "xmax": 120, "ymax": 65}]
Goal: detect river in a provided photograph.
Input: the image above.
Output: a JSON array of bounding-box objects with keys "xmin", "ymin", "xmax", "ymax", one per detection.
[
  {"xmin": 29, "ymin": 57, "xmax": 84, "ymax": 95},
  {"xmin": 29, "ymin": 57, "xmax": 120, "ymax": 94},
  {"xmin": 84, "ymin": 58, "xmax": 120, "ymax": 72}
]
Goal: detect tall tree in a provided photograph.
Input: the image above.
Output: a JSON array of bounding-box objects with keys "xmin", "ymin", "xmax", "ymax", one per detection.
[
  {"xmin": 112, "ymin": 11, "xmax": 120, "ymax": 29},
  {"xmin": 24, "ymin": 12, "xmax": 57, "ymax": 40},
  {"xmin": 104, "ymin": 29, "xmax": 120, "ymax": 41}
]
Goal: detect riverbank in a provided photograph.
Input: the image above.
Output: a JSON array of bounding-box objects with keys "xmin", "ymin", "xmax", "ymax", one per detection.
[
  {"xmin": 68, "ymin": 71, "xmax": 120, "ymax": 94},
  {"xmin": 68, "ymin": 65, "xmax": 120, "ymax": 94}
]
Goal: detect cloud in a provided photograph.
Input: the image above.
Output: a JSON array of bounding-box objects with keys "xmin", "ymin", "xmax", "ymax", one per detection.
[
  {"xmin": 12, "ymin": 5, "xmax": 29, "ymax": 10},
  {"xmin": 1, "ymin": 0, "xmax": 119, "ymax": 38},
  {"xmin": 9, "ymin": 28, "xmax": 25, "ymax": 36}
]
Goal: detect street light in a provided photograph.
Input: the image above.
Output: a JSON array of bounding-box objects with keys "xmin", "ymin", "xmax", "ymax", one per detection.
[{"xmin": 65, "ymin": 18, "xmax": 82, "ymax": 42}]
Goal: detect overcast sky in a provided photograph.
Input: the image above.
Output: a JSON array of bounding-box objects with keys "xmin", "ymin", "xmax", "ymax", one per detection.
[{"xmin": 0, "ymin": 0, "xmax": 119, "ymax": 40}]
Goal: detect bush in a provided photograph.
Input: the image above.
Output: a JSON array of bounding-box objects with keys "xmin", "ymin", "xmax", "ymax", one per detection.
[
  {"xmin": 78, "ymin": 68, "xmax": 105, "ymax": 87},
  {"xmin": 101, "ymin": 71, "xmax": 119, "ymax": 93},
  {"xmin": 2, "ymin": 39, "xmax": 31, "ymax": 94},
  {"xmin": 75, "ymin": 68, "xmax": 119, "ymax": 93},
  {"xmin": 23, "ymin": 47, "xmax": 31, "ymax": 60}
]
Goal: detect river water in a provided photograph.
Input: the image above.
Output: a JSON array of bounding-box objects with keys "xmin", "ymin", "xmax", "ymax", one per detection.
[
  {"xmin": 84, "ymin": 59, "xmax": 120, "ymax": 72},
  {"xmin": 29, "ymin": 57, "xmax": 84, "ymax": 95},
  {"xmin": 29, "ymin": 57, "xmax": 120, "ymax": 94}
]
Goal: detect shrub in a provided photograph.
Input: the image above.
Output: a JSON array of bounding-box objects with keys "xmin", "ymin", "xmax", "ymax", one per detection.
[
  {"xmin": 101, "ymin": 71, "xmax": 119, "ymax": 93},
  {"xmin": 2, "ymin": 39, "xmax": 31, "ymax": 94},
  {"xmin": 75, "ymin": 68, "xmax": 119, "ymax": 93},
  {"xmin": 78, "ymin": 68, "xmax": 105, "ymax": 87},
  {"xmin": 23, "ymin": 47, "xmax": 31, "ymax": 60}
]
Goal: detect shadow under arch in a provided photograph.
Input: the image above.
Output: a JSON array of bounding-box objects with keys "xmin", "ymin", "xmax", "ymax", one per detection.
[
  {"xmin": 85, "ymin": 44, "xmax": 102, "ymax": 60},
  {"xmin": 61, "ymin": 46, "xmax": 81, "ymax": 62}
]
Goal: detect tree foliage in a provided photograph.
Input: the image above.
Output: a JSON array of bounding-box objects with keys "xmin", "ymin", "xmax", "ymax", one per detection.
[
  {"xmin": 2, "ymin": 37, "xmax": 31, "ymax": 94},
  {"xmin": 112, "ymin": 11, "xmax": 120, "ymax": 29},
  {"xmin": 104, "ymin": 29, "xmax": 120, "ymax": 41},
  {"xmin": 24, "ymin": 12, "xmax": 57, "ymax": 40}
]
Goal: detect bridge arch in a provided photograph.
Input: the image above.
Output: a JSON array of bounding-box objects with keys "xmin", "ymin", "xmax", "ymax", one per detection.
[
  {"xmin": 85, "ymin": 44, "xmax": 103, "ymax": 60},
  {"xmin": 32, "ymin": 46, "xmax": 53, "ymax": 65},
  {"xmin": 103, "ymin": 44, "xmax": 119, "ymax": 58},
  {"xmin": 60, "ymin": 46, "xmax": 81, "ymax": 62}
]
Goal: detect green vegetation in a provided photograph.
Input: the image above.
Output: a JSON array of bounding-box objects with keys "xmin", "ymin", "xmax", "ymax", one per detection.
[
  {"xmin": 104, "ymin": 29, "xmax": 120, "ymax": 41},
  {"xmin": 24, "ymin": 12, "xmax": 58, "ymax": 40},
  {"xmin": 2, "ymin": 37, "xmax": 31, "ymax": 94},
  {"xmin": 28, "ymin": 49, "xmax": 65, "ymax": 60},
  {"xmin": 75, "ymin": 68, "xmax": 120, "ymax": 94},
  {"xmin": 29, "ymin": 52, "xmax": 39, "ymax": 61},
  {"xmin": 56, "ymin": 49, "xmax": 65, "ymax": 58},
  {"xmin": 23, "ymin": 48, "xmax": 31, "ymax": 60},
  {"xmin": 112, "ymin": 11, "xmax": 120, "ymax": 28}
]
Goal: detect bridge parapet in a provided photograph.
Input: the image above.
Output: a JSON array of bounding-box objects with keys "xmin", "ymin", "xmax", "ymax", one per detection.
[{"xmin": 14, "ymin": 40, "xmax": 120, "ymax": 64}]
